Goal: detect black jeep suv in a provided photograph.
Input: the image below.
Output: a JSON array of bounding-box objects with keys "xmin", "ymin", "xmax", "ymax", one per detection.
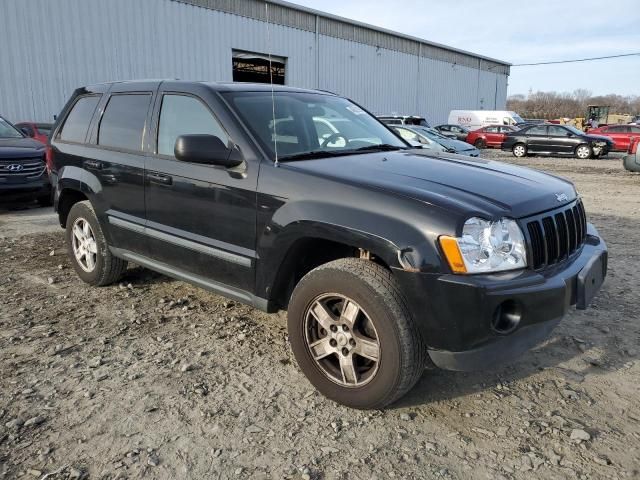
[
  {"xmin": 0, "ymin": 115, "xmax": 51, "ymax": 205},
  {"xmin": 49, "ymin": 81, "xmax": 607, "ymax": 409}
]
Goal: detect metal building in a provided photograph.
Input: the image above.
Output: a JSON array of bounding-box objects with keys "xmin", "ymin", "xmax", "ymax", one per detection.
[{"xmin": 0, "ymin": 0, "xmax": 510, "ymax": 125}]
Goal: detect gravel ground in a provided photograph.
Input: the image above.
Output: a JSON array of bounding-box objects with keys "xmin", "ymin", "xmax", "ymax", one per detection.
[{"xmin": 1, "ymin": 151, "xmax": 639, "ymax": 479}]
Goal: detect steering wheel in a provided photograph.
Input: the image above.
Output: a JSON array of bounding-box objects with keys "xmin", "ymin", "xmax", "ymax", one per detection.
[{"xmin": 320, "ymin": 132, "xmax": 349, "ymax": 149}]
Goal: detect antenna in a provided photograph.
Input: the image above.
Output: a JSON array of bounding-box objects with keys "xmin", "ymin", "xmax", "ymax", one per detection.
[{"xmin": 265, "ymin": 2, "xmax": 279, "ymax": 167}]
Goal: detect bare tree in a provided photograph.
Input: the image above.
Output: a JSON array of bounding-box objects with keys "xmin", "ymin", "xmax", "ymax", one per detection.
[{"xmin": 507, "ymin": 90, "xmax": 640, "ymax": 120}]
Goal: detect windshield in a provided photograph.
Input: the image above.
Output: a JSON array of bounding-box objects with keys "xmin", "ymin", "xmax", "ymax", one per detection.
[
  {"xmin": 565, "ymin": 125, "xmax": 584, "ymax": 136},
  {"xmin": 413, "ymin": 127, "xmax": 451, "ymax": 142},
  {"xmin": 510, "ymin": 112, "xmax": 525, "ymax": 124},
  {"xmin": 0, "ymin": 117, "xmax": 24, "ymax": 139},
  {"xmin": 224, "ymin": 92, "xmax": 407, "ymax": 160}
]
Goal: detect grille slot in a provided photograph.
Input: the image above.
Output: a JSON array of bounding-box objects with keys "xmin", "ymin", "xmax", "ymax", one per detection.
[
  {"xmin": 0, "ymin": 157, "xmax": 46, "ymax": 178},
  {"xmin": 526, "ymin": 200, "xmax": 587, "ymax": 270}
]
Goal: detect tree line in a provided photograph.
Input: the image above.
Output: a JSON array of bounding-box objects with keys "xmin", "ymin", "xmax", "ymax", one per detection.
[{"xmin": 506, "ymin": 90, "xmax": 640, "ymax": 120}]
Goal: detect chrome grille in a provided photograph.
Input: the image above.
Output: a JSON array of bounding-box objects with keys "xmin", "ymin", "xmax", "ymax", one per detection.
[
  {"xmin": 0, "ymin": 157, "xmax": 46, "ymax": 178},
  {"xmin": 525, "ymin": 200, "xmax": 587, "ymax": 270}
]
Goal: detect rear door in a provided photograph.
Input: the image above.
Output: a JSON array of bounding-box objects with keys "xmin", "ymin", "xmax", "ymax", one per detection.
[
  {"xmin": 523, "ymin": 125, "xmax": 548, "ymax": 152},
  {"xmin": 85, "ymin": 82, "xmax": 157, "ymax": 254},
  {"xmin": 144, "ymin": 83, "xmax": 258, "ymax": 293}
]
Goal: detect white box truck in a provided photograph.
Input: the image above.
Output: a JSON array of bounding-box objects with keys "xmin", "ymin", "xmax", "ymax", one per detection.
[{"xmin": 449, "ymin": 110, "xmax": 525, "ymax": 130}]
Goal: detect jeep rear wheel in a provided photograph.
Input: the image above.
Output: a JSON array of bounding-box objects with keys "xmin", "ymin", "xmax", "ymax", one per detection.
[
  {"xmin": 65, "ymin": 201, "xmax": 128, "ymax": 286},
  {"xmin": 287, "ymin": 258, "xmax": 426, "ymax": 409},
  {"xmin": 512, "ymin": 143, "xmax": 527, "ymax": 158}
]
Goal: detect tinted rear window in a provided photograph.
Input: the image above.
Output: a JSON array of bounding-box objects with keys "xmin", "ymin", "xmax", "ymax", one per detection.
[
  {"xmin": 59, "ymin": 96, "xmax": 100, "ymax": 143},
  {"xmin": 98, "ymin": 94, "xmax": 151, "ymax": 151}
]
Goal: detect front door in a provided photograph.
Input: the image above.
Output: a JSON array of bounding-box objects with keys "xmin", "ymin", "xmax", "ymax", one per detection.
[
  {"xmin": 524, "ymin": 125, "xmax": 548, "ymax": 153},
  {"xmin": 144, "ymin": 86, "xmax": 258, "ymax": 293}
]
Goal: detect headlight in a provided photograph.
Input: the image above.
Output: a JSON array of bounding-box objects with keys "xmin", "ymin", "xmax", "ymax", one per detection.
[{"xmin": 439, "ymin": 217, "xmax": 527, "ymax": 274}]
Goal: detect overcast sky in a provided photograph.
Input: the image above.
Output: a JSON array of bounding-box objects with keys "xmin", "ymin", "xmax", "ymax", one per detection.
[{"xmin": 292, "ymin": 0, "xmax": 640, "ymax": 97}]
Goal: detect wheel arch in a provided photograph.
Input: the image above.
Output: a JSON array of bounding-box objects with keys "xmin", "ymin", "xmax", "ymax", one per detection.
[
  {"xmin": 55, "ymin": 166, "xmax": 102, "ymax": 228},
  {"xmin": 258, "ymin": 210, "xmax": 445, "ymax": 311}
]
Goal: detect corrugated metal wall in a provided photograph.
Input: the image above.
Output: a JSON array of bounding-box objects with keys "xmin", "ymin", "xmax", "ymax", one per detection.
[{"xmin": 0, "ymin": 0, "xmax": 508, "ymax": 125}]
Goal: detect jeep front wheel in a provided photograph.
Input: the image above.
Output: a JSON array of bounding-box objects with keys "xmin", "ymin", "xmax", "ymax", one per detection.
[{"xmin": 287, "ymin": 258, "xmax": 426, "ymax": 409}]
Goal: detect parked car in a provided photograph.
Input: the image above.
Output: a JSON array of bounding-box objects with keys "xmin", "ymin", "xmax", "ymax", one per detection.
[
  {"xmin": 14, "ymin": 122, "xmax": 54, "ymax": 144},
  {"xmin": 465, "ymin": 125, "xmax": 517, "ymax": 149},
  {"xmin": 50, "ymin": 81, "xmax": 607, "ymax": 409},
  {"xmin": 434, "ymin": 124, "xmax": 470, "ymax": 142},
  {"xmin": 395, "ymin": 126, "xmax": 480, "ymax": 157},
  {"xmin": 502, "ymin": 124, "xmax": 614, "ymax": 159},
  {"xmin": 392, "ymin": 126, "xmax": 446, "ymax": 152},
  {"xmin": 587, "ymin": 124, "xmax": 640, "ymax": 152},
  {"xmin": 448, "ymin": 110, "xmax": 525, "ymax": 130},
  {"xmin": 377, "ymin": 114, "xmax": 430, "ymax": 127},
  {"xmin": 623, "ymin": 137, "xmax": 640, "ymax": 172},
  {"xmin": 0, "ymin": 115, "xmax": 51, "ymax": 205}
]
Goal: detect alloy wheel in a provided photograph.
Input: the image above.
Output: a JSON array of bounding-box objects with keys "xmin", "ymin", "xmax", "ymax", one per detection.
[
  {"xmin": 576, "ymin": 146, "xmax": 591, "ymax": 159},
  {"xmin": 304, "ymin": 293, "xmax": 380, "ymax": 387},
  {"xmin": 513, "ymin": 144, "xmax": 526, "ymax": 157},
  {"xmin": 71, "ymin": 218, "xmax": 98, "ymax": 272}
]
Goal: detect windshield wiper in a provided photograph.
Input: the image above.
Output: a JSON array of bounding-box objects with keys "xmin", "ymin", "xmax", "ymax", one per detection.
[
  {"xmin": 278, "ymin": 144, "xmax": 406, "ymax": 162},
  {"xmin": 352, "ymin": 144, "xmax": 406, "ymax": 152},
  {"xmin": 278, "ymin": 150, "xmax": 356, "ymax": 162}
]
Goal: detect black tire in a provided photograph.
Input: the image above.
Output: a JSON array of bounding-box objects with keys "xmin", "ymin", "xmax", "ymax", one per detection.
[
  {"xmin": 624, "ymin": 155, "xmax": 640, "ymax": 172},
  {"xmin": 512, "ymin": 143, "xmax": 527, "ymax": 158},
  {"xmin": 65, "ymin": 200, "xmax": 127, "ymax": 286},
  {"xmin": 287, "ymin": 258, "xmax": 426, "ymax": 409},
  {"xmin": 474, "ymin": 139, "xmax": 486, "ymax": 149}
]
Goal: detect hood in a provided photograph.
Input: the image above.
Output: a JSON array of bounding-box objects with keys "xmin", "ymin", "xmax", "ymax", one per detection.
[
  {"xmin": 434, "ymin": 136, "xmax": 477, "ymax": 152},
  {"xmin": 0, "ymin": 137, "xmax": 45, "ymax": 159},
  {"xmin": 283, "ymin": 150, "xmax": 576, "ymax": 219}
]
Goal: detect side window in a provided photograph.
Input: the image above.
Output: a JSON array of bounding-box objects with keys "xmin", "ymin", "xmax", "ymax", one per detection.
[
  {"xmin": 58, "ymin": 95, "xmax": 101, "ymax": 143},
  {"xmin": 547, "ymin": 126, "xmax": 567, "ymax": 136},
  {"xmin": 98, "ymin": 94, "xmax": 151, "ymax": 152},
  {"xmin": 485, "ymin": 126, "xmax": 498, "ymax": 133},
  {"xmin": 157, "ymin": 94, "xmax": 228, "ymax": 157},
  {"xmin": 527, "ymin": 126, "xmax": 547, "ymax": 136},
  {"xmin": 630, "ymin": 127, "xmax": 640, "ymax": 134}
]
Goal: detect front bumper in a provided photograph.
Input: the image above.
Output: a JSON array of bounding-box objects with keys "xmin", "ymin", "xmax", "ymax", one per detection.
[
  {"xmin": 393, "ymin": 224, "xmax": 607, "ymax": 371},
  {"xmin": 0, "ymin": 175, "xmax": 51, "ymax": 202}
]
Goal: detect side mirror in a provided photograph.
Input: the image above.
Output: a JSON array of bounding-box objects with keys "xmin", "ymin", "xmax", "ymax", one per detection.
[
  {"xmin": 20, "ymin": 128, "xmax": 32, "ymax": 137},
  {"xmin": 566, "ymin": 132, "xmax": 573, "ymax": 137},
  {"xmin": 174, "ymin": 134, "xmax": 243, "ymax": 168}
]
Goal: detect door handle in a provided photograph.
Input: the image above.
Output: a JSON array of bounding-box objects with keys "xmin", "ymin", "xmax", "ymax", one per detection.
[
  {"xmin": 148, "ymin": 172, "xmax": 173, "ymax": 186},
  {"xmin": 84, "ymin": 159, "xmax": 103, "ymax": 170}
]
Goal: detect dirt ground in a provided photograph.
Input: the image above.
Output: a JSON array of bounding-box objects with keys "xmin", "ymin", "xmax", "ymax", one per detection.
[{"xmin": 1, "ymin": 152, "xmax": 639, "ymax": 480}]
